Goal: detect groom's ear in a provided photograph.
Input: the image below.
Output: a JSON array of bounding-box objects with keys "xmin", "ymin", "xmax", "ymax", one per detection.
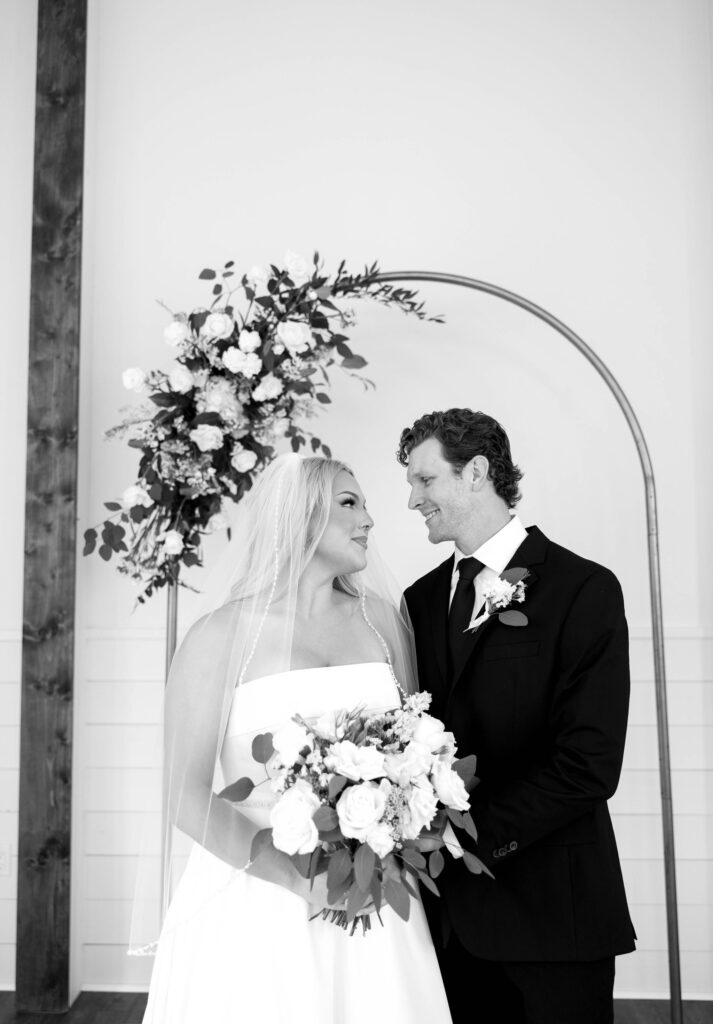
[{"xmin": 468, "ymin": 455, "xmax": 490, "ymax": 492}]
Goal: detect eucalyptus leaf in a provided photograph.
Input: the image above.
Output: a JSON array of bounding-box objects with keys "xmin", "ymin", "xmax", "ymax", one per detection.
[
  {"xmin": 313, "ymin": 806, "xmax": 339, "ymax": 832},
  {"xmin": 384, "ymin": 878, "xmax": 410, "ymax": 922},
  {"xmin": 251, "ymin": 733, "xmax": 274, "ymax": 764},
  {"xmin": 249, "ymin": 829, "xmax": 273, "ymax": 863},
  {"xmin": 327, "ymin": 848, "xmax": 352, "ymax": 890},
  {"xmin": 462, "ymin": 850, "xmax": 493, "ymax": 878},
  {"xmin": 346, "ymin": 882, "xmax": 369, "ymax": 923},
  {"xmin": 453, "ymin": 754, "xmax": 477, "ymax": 785},
  {"xmin": 416, "ymin": 869, "xmax": 440, "ymax": 897},
  {"xmin": 198, "ymin": 268, "xmax": 217, "ymax": 280},
  {"xmin": 498, "ymin": 610, "xmax": 528, "ymax": 627},
  {"xmin": 463, "ymin": 811, "xmax": 479, "ymax": 843},
  {"xmin": 83, "ymin": 529, "xmax": 97, "ymax": 556},
  {"xmin": 354, "ymin": 843, "xmax": 376, "ymax": 892},
  {"xmin": 218, "ymin": 777, "xmax": 254, "ymax": 802},
  {"xmin": 328, "ymin": 775, "xmax": 348, "ymax": 800},
  {"xmin": 446, "ymin": 808, "xmax": 465, "ymax": 829},
  {"xmin": 429, "ymin": 848, "xmax": 445, "ymax": 879},
  {"xmin": 401, "ymin": 848, "xmax": 427, "ymax": 871},
  {"xmin": 501, "ymin": 566, "xmax": 529, "ymax": 584}
]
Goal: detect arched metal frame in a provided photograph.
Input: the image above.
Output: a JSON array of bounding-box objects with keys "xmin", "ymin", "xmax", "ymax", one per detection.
[
  {"xmin": 374, "ymin": 270, "xmax": 682, "ymax": 1024},
  {"xmin": 163, "ymin": 269, "xmax": 683, "ymax": 1021}
]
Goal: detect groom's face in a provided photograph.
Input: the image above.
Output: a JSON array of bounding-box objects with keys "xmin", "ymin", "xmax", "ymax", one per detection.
[{"xmin": 406, "ymin": 437, "xmax": 474, "ymax": 548}]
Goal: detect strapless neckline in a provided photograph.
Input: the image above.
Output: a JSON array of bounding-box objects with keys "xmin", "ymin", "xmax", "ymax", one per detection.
[{"xmin": 241, "ymin": 660, "xmax": 391, "ymax": 688}]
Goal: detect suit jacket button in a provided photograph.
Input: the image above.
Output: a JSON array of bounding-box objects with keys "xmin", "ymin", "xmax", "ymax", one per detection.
[
  {"xmin": 509, "ymin": 841, "xmax": 518, "ymax": 851},
  {"xmin": 492, "ymin": 849, "xmax": 500, "ymax": 859}
]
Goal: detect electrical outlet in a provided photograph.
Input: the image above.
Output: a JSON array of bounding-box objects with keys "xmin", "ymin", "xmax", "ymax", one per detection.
[{"xmin": 0, "ymin": 844, "xmax": 10, "ymax": 877}]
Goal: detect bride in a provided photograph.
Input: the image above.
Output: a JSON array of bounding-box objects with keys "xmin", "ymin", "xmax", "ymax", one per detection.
[{"xmin": 139, "ymin": 453, "xmax": 453, "ymax": 1023}]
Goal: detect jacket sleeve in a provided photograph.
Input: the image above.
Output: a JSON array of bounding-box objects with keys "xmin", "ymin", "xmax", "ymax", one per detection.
[{"xmin": 469, "ymin": 566, "xmax": 630, "ymax": 867}]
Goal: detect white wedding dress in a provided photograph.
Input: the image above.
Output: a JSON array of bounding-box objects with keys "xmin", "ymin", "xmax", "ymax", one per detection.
[{"xmin": 142, "ymin": 661, "xmax": 453, "ymax": 1024}]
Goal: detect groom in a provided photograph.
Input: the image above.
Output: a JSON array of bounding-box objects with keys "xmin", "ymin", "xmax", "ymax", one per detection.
[{"xmin": 399, "ymin": 409, "xmax": 635, "ymax": 1024}]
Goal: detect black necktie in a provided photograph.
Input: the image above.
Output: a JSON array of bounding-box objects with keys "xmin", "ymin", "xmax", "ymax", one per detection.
[{"xmin": 448, "ymin": 556, "xmax": 484, "ymax": 679}]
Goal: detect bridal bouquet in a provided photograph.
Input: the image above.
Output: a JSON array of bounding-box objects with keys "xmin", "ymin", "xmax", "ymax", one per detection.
[{"xmin": 220, "ymin": 691, "xmax": 490, "ymax": 935}]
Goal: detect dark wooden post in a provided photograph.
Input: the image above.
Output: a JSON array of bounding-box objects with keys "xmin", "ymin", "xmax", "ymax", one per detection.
[{"xmin": 17, "ymin": 0, "xmax": 87, "ymax": 1011}]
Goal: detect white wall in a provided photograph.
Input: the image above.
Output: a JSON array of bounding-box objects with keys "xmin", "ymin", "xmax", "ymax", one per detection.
[{"xmin": 2, "ymin": 0, "xmax": 712, "ymax": 998}]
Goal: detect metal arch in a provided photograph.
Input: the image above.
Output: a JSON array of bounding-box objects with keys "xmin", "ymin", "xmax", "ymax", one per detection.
[{"xmin": 375, "ymin": 270, "xmax": 682, "ymax": 1024}]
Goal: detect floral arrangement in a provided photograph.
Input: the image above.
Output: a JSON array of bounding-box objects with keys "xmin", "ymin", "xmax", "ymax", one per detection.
[
  {"xmin": 467, "ymin": 566, "xmax": 530, "ymax": 632},
  {"xmin": 83, "ymin": 252, "xmax": 442, "ymax": 602},
  {"xmin": 222, "ymin": 690, "xmax": 490, "ymax": 936}
]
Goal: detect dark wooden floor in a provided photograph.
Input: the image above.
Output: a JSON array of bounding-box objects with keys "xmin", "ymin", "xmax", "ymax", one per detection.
[{"xmin": 0, "ymin": 993, "xmax": 711, "ymax": 1022}]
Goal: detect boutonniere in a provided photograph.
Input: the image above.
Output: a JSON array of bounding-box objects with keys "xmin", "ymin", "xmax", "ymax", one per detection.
[{"xmin": 466, "ymin": 567, "xmax": 531, "ymax": 633}]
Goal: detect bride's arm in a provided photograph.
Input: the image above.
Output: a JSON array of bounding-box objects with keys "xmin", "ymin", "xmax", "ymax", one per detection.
[{"xmin": 164, "ymin": 611, "xmax": 328, "ymax": 904}]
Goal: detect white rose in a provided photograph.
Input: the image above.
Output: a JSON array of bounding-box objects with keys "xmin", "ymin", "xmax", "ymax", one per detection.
[
  {"xmin": 412, "ymin": 713, "xmax": 448, "ymax": 753},
  {"xmin": 402, "ymin": 780, "xmax": 438, "ymax": 840},
  {"xmin": 189, "ymin": 424, "xmax": 224, "ymax": 452},
  {"xmin": 325, "ymin": 741, "xmax": 386, "ymax": 782},
  {"xmin": 222, "ymin": 347, "xmax": 262, "ymax": 378},
  {"xmin": 231, "ymin": 447, "xmax": 258, "ymax": 473},
  {"xmin": 200, "ymin": 378, "xmax": 243, "ymax": 423},
  {"xmin": 163, "ymin": 530, "xmax": 184, "ymax": 555},
  {"xmin": 272, "ymin": 721, "xmax": 314, "ymax": 767},
  {"xmin": 122, "ymin": 367, "xmax": 146, "ymax": 392},
  {"xmin": 246, "ymin": 264, "xmax": 270, "ymax": 289},
  {"xmin": 284, "ymin": 250, "xmax": 311, "ymax": 286},
  {"xmin": 252, "ymin": 373, "xmax": 283, "ymax": 402},
  {"xmin": 164, "ymin": 320, "xmax": 191, "ymax": 347},
  {"xmin": 238, "ymin": 330, "xmax": 261, "ymax": 353},
  {"xmin": 168, "ymin": 364, "xmax": 194, "ymax": 394},
  {"xmin": 483, "ymin": 577, "xmax": 514, "ymax": 607},
  {"xmin": 276, "ymin": 320, "xmax": 313, "ymax": 355},
  {"xmin": 203, "ymin": 312, "xmax": 235, "ymax": 340},
  {"xmin": 270, "ymin": 782, "xmax": 320, "ymax": 856},
  {"xmin": 207, "ymin": 512, "xmax": 228, "ymax": 532},
  {"xmin": 431, "ymin": 761, "xmax": 471, "ymax": 812},
  {"xmin": 311, "ymin": 709, "xmax": 347, "ymax": 742},
  {"xmin": 121, "ymin": 484, "xmax": 153, "ymax": 509},
  {"xmin": 336, "ymin": 779, "xmax": 390, "ymax": 841},
  {"xmin": 384, "ymin": 741, "xmax": 433, "ymax": 787},
  {"xmin": 365, "ymin": 821, "xmax": 395, "ymax": 859}
]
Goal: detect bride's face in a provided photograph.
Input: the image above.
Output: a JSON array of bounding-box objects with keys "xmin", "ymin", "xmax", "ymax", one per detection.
[{"xmin": 313, "ymin": 470, "xmax": 374, "ymax": 577}]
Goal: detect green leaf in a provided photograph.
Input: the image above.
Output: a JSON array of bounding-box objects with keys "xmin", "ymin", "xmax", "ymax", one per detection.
[
  {"xmin": 453, "ymin": 754, "xmax": 477, "ymax": 785},
  {"xmin": 322, "ymin": 444, "xmax": 332, "ymax": 458},
  {"xmin": 369, "ymin": 875, "xmax": 382, "ymax": 914},
  {"xmin": 501, "ymin": 566, "xmax": 529, "ymax": 584},
  {"xmin": 327, "ymin": 848, "xmax": 352, "ymax": 891},
  {"xmin": 250, "ymin": 828, "xmax": 274, "ymax": 863},
  {"xmin": 346, "ymin": 881, "xmax": 370, "ymax": 923},
  {"xmin": 462, "ymin": 850, "xmax": 494, "ymax": 878},
  {"xmin": 199, "ymin": 268, "xmax": 217, "ymax": 280},
  {"xmin": 327, "ymin": 874, "xmax": 353, "ymax": 906},
  {"xmin": 446, "ymin": 808, "xmax": 465, "ymax": 829},
  {"xmin": 104, "ymin": 501, "xmax": 122, "ymax": 512},
  {"xmin": 462, "ymin": 811, "xmax": 478, "ymax": 843},
  {"xmin": 401, "ymin": 848, "xmax": 427, "ymax": 871},
  {"xmin": 498, "ymin": 609, "xmax": 528, "ymax": 627},
  {"xmin": 218, "ymin": 777, "xmax": 254, "ymax": 802},
  {"xmin": 429, "ymin": 848, "xmax": 445, "ymax": 879},
  {"xmin": 251, "ymin": 733, "xmax": 274, "ymax": 764},
  {"xmin": 183, "ymin": 551, "xmax": 200, "ymax": 567},
  {"xmin": 212, "ymin": 283, "xmax": 223, "ymax": 296},
  {"xmin": 354, "ymin": 843, "xmax": 376, "ymax": 892},
  {"xmin": 83, "ymin": 529, "xmax": 97, "ymax": 556},
  {"xmin": 149, "ymin": 393, "xmax": 177, "ymax": 408},
  {"xmin": 342, "ymin": 355, "xmax": 367, "ymax": 370},
  {"xmin": 416, "ymin": 868, "xmax": 440, "ymax": 897},
  {"xmin": 98, "ymin": 544, "xmax": 112, "ymax": 562},
  {"xmin": 308, "ymin": 847, "xmax": 325, "ymax": 888},
  {"xmin": 313, "ymin": 806, "xmax": 339, "ymax": 832},
  {"xmin": 316, "ymin": 393, "xmax": 331, "ymax": 404},
  {"xmin": 328, "ymin": 775, "xmax": 348, "ymax": 800},
  {"xmin": 384, "ymin": 878, "xmax": 410, "ymax": 921}
]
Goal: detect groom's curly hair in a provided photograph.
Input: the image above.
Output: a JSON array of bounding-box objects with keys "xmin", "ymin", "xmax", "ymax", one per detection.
[{"xmin": 396, "ymin": 408, "xmax": 523, "ymax": 508}]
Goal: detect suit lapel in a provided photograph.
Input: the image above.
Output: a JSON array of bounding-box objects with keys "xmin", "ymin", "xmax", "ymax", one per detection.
[
  {"xmin": 428, "ymin": 556, "xmax": 453, "ymax": 687},
  {"xmin": 449, "ymin": 525, "xmax": 549, "ymax": 691}
]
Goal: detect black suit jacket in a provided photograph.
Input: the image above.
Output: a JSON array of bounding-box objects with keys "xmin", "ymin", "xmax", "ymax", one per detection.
[{"xmin": 404, "ymin": 526, "xmax": 636, "ymax": 962}]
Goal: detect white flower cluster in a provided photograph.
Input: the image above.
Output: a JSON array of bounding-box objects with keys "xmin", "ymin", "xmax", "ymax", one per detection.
[
  {"xmin": 265, "ymin": 699, "xmax": 470, "ymax": 861},
  {"xmin": 482, "ymin": 576, "xmax": 526, "ymax": 611}
]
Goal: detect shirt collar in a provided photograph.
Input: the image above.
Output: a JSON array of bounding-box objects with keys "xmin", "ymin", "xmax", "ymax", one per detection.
[{"xmin": 453, "ymin": 515, "xmax": 528, "ymax": 576}]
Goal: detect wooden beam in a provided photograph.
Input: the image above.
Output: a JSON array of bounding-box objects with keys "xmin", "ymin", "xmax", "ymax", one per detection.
[{"xmin": 17, "ymin": 0, "xmax": 87, "ymax": 1011}]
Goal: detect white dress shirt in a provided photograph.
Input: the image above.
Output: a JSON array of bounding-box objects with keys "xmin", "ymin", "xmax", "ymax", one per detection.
[{"xmin": 450, "ymin": 515, "xmax": 528, "ymax": 619}]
